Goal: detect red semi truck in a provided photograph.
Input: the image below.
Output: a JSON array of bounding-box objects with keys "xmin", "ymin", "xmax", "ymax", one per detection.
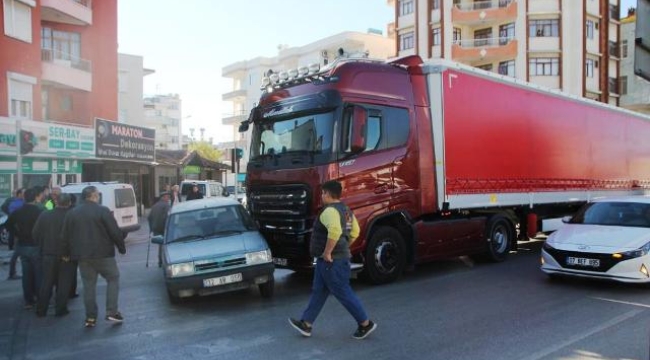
[{"xmin": 239, "ymin": 55, "xmax": 650, "ymax": 284}]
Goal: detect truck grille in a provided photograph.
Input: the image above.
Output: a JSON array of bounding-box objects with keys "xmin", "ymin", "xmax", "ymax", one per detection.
[
  {"xmin": 194, "ymin": 257, "xmax": 246, "ymax": 272},
  {"xmin": 249, "ymin": 184, "xmax": 311, "ymax": 233}
]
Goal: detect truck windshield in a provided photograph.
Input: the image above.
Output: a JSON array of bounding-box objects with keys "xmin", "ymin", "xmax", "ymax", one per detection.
[{"xmin": 250, "ymin": 111, "xmax": 334, "ymax": 160}]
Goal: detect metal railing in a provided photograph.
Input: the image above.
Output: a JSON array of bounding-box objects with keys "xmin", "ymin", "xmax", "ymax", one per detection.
[
  {"xmin": 72, "ymin": 0, "xmax": 92, "ymax": 8},
  {"xmin": 41, "ymin": 48, "xmax": 92, "ymax": 72},
  {"xmin": 609, "ymin": 5, "xmax": 619, "ymax": 20},
  {"xmin": 608, "ymin": 78, "xmax": 619, "ymax": 94},
  {"xmin": 609, "ymin": 41, "xmax": 620, "ymax": 58},
  {"xmin": 454, "ymin": 37, "xmax": 514, "ymax": 48},
  {"xmin": 454, "ymin": 0, "xmax": 513, "ymax": 11}
]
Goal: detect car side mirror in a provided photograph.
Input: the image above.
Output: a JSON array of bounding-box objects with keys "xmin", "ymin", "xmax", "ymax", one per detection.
[
  {"xmin": 561, "ymin": 216, "xmax": 573, "ymax": 224},
  {"xmin": 350, "ymin": 106, "xmax": 367, "ymax": 154},
  {"xmin": 151, "ymin": 235, "xmax": 164, "ymax": 245}
]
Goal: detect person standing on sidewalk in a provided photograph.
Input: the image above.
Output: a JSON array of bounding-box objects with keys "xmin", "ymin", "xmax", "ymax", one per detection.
[
  {"xmin": 5, "ymin": 188, "xmax": 44, "ymax": 309},
  {"xmin": 289, "ymin": 180, "xmax": 377, "ymax": 340},
  {"xmin": 4, "ymin": 188, "xmax": 24, "ymax": 280},
  {"xmin": 33, "ymin": 193, "xmax": 74, "ymax": 317},
  {"xmin": 148, "ymin": 192, "xmax": 170, "ymax": 267},
  {"xmin": 62, "ymin": 186, "xmax": 126, "ymax": 328}
]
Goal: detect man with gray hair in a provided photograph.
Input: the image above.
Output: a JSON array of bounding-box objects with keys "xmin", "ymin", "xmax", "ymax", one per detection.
[
  {"xmin": 33, "ymin": 193, "xmax": 74, "ymax": 317},
  {"xmin": 62, "ymin": 186, "xmax": 126, "ymax": 328}
]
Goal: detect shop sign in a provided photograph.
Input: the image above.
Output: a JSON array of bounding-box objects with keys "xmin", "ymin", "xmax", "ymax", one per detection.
[
  {"xmin": 95, "ymin": 118, "xmax": 155, "ymax": 162},
  {"xmin": 183, "ymin": 165, "xmax": 201, "ymax": 175},
  {"xmin": 0, "ymin": 157, "xmax": 82, "ymax": 174}
]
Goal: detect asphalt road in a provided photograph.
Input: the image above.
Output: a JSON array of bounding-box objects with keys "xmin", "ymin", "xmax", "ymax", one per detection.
[{"xmin": 1, "ymin": 225, "xmax": 649, "ymax": 360}]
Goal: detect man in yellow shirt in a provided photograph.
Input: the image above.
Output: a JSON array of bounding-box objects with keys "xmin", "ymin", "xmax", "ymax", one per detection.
[{"xmin": 289, "ymin": 180, "xmax": 377, "ymax": 340}]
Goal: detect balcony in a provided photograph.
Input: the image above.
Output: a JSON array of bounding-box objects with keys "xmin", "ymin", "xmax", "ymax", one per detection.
[
  {"xmin": 222, "ymin": 89, "xmax": 247, "ymax": 102},
  {"xmin": 452, "ymin": 38, "xmax": 518, "ymax": 62},
  {"xmin": 41, "ymin": 0, "xmax": 92, "ymax": 26},
  {"xmin": 609, "ymin": 4, "xmax": 620, "ymax": 21},
  {"xmin": 41, "ymin": 49, "xmax": 92, "ymax": 91},
  {"xmin": 608, "ymin": 77, "xmax": 619, "ymax": 95},
  {"xmin": 452, "ymin": 0, "xmax": 517, "ymax": 25},
  {"xmin": 609, "ymin": 41, "xmax": 620, "ymax": 59},
  {"xmin": 222, "ymin": 110, "xmax": 248, "ymax": 126}
]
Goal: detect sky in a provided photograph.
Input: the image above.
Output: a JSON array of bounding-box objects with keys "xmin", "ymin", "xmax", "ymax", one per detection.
[
  {"xmin": 118, "ymin": 0, "xmax": 637, "ymax": 145},
  {"xmin": 117, "ymin": 0, "xmax": 393, "ymax": 144}
]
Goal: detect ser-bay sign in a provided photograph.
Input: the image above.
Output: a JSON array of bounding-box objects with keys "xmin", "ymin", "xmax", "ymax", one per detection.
[
  {"xmin": 0, "ymin": 117, "xmax": 95, "ymax": 158},
  {"xmin": 95, "ymin": 118, "xmax": 155, "ymax": 162}
]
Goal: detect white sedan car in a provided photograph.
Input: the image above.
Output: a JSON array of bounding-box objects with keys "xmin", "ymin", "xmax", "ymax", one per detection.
[{"xmin": 541, "ymin": 196, "xmax": 650, "ymax": 283}]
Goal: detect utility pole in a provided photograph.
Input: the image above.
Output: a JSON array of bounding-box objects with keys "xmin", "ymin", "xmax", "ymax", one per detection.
[{"xmin": 16, "ymin": 120, "xmax": 22, "ymax": 188}]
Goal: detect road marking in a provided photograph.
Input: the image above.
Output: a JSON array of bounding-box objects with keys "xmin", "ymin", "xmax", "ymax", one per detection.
[
  {"xmin": 592, "ymin": 297, "xmax": 650, "ymax": 309},
  {"xmin": 520, "ymin": 309, "xmax": 643, "ymax": 360}
]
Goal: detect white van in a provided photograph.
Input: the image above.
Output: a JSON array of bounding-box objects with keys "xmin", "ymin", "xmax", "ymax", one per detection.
[
  {"xmin": 179, "ymin": 180, "xmax": 226, "ymax": 201},
  {"xmin": 61, "ymin": 182, "xmax": 140, "ymax": 234}
]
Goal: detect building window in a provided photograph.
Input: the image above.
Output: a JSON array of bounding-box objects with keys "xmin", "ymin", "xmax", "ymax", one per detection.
[
  {"xmin": 477, "ymin": 64, "xmax": 493, "ymax": 72},
  {"xmin": 42, "ymin": 27, "xmax": 82, "ymax": 63},
  {"xmin": 400, "ymin": 31, "xmax": 415, "ymax": 50},
  {"xmin": 432, "ymin": 27, "xmax": 441, "ymax": 46},
  {"xmin": 529, "ymin": 58, "xmax": 560, "ymax": 76},
  {"xmin": 432, "ymin": 0, "xmax": 440, "ymax": 10},
  {"xmin": 529, "ymin": 19, "xmax": 559, "ymax": 37},
  {"xmin": 498, "ymin": 60, "xmax": 515, "ymax": 77},
  {"xmin": 621, "ymin": 39, "xmax": 628, "ymax": 58},
  {"xmin": 60, "ymin": 95, "xmax": 72, "ymax": 111},
  {"xmin": 400, "ymin": 0, "xmax": 414, "ymax": 15},
  {"xmin": 453, "ymin": 27, "xmax": 462, "ymax": 44},
  {"xmin": 8, "ymin": 73, "xmax": 35, "ymax": 120},
  {"xmin": 474, "ymin": 28, "xmax": 493, "ymax": 47},
  {"xmin": 3, "ymin": 0, "xmax": 33, "ymax": 43},
  {"xmin": 620, "ymin": 76, "xmax": 628, "ymax": 95},
  {"xmin": 499, "ymin": 23, "xmax": 515, "ymax": 45},
  {"xmin": 585, "ymin": 59, "xmax": 595, "ymax": 78},
  {"xmin": 586, "ymin": 20, "xmax": 594, "ymax": 40}
]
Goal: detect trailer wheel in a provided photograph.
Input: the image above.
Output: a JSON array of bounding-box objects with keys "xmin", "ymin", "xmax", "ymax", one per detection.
[
  {"xmin": 484, "ymin": 215, "xmax": 513, "ymax": 262},
  {"xmin": 364, "ymin": 226, "xmax": 406, "ymax": 284}
]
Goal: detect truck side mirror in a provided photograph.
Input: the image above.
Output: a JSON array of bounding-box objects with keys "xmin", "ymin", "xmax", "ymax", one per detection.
[
  {"xmin": 350, "ymin": 106, "xmax": 367, "ymax": 154},
  {"xmin": 238, "ymin": 121, "xmax": 249, "ymax": 133}
]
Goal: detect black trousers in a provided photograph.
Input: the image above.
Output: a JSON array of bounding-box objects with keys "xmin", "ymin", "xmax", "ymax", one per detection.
[{"xmin": 37, "ymin": 255, "xmax": 75, "ymax": 315}]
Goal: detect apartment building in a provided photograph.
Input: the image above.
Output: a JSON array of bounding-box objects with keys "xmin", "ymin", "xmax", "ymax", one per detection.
[
  {"xmin": 143, "ymin": 94, "xmax": 183, "ymax": 150},
  {"xmin": 0, "ymin": 0, "xmax": 117, "ymax": 189},
  {"xmin": 221, "ymin": 30, "xmax": 394, "ymax": 185},
  {"xmin": 391, "ymin": 0, "xmax": 622, "ymax": 105},
  {"xmin": 118, "ymin": 53, "xmax": 154, "ymax": 124},
  {"xmin": 619, "ymin": 11, "xmax": 650, "ymax": 114}
]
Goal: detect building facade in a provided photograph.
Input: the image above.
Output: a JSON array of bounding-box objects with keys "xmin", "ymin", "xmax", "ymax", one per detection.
[
  {"xmin": 391, "ymin": 0, "xmax": 622, "ymax": 105},
  {"xmin": 118, "ymin": 53, "xmax": 154, "ymax": 124},
  {"xmin": 619, "ymin": 12, "xmax": 650, "ymax": 114},
  {"xmin": 0, "ymin": 0, "xmax": 117, "ymax": 193},
  {"xmin": 221, "ymin": 30, "xmax": 394, "ymax": 185},
  {"xmin": 143, "ymin": 94, "xmax": 183, "ymax": 151}
]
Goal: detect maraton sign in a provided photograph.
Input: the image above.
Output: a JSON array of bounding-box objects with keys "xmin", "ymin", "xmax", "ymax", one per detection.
[{"xmin": 95, "ymin": 118, "xmax": 155, "ymax": 162}]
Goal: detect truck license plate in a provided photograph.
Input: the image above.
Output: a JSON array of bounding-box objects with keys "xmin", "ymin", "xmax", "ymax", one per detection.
[
  {"xmin": 273, "ymin": 257, "xmax": 288, "ymax": 266},
  {"xmin": 566, "ymin": 257, "xmax": 600, "ymax": 268},
  {"xmin": 203, "ymin": 273, "xmax": 242, "ymax": 287}
]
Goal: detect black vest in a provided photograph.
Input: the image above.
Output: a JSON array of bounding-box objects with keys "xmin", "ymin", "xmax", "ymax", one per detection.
[{"xmin": 310, "ymin": 202, "xmax": 353, "ymax": 259}]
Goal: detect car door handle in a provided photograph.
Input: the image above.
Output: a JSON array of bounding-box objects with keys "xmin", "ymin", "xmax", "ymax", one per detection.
[{"xmin": 374, "ymin": 184, "xmax": 389, "ymax": 194}]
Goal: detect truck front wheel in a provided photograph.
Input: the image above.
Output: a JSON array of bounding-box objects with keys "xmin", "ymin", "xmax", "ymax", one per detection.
[
  {"xmin": 364, "ymin": 226, "xmax": 406, "ymax": 284},
  {"xmin": 483, "ymin": 215, "xmax": 513, "ymax": 262}
]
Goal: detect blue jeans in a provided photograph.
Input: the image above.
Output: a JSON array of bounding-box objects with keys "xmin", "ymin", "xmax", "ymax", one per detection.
[
  {"xmin": 301, "ymin": 258, "xmax": 368, "ymax": 324},
  {"xmin": 15, "ymin": 246, "xmax": 41, "ymax": 305}
]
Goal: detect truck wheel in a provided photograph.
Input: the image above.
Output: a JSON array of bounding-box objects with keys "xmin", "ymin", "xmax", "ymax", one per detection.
[
  {"xmin": 484, "ymin": 215, "xmax": 513, "ymax": 262},
  {"xmin": 259, "ymin": 277, "xmax": 275, "ymax": 298},
  {"xmin": 364, "ymin": 226, "xmax": 407, "ymax": 285}
]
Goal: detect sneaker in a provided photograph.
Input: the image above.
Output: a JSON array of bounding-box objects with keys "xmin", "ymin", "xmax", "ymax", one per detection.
[
  {"xmin": 352, "ymin": 321, "xmax": 377, "ymax": 340},
  {"xmin": 84, "ymin": 318, "xmax": 96, "ymax": 328},
  {"xmin": 106, "ymin": 312, "xmax": 124, "ymax": 323},
  {"xmin": 288, "ymin": 318, "xmax": 312, "ymax": 337}
]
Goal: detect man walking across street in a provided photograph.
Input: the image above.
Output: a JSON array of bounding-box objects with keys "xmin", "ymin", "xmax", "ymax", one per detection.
[
  {"xmin": 289, "ymin": 180, "xmax": 377, "ymax": 340},
  {"xmin": 4, "ymin": 188, "xmax": 24, "ymax": 280},
  {"xmin": 148, "ymin": 191, "xmax": 170, "ymax": 267},
  {"xmin": 62, "ymin": 186, "xmax": 126, "ymax": 328},
  {"xmin": 34, "ymin": 193, "xmax": 74, "ymax": 317},
  {"xmin": 6, "ymin": 188, "xmax": 44, "ymax": 309}
]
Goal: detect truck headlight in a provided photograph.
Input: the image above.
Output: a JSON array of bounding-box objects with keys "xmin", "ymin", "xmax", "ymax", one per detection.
[
  {"xmin": 246, "ymin": 250, "xmax": 272, "ymax": 264},
  {"xmin": 167, "ymin": 262, "xmax": 195, "ymax": 277}
]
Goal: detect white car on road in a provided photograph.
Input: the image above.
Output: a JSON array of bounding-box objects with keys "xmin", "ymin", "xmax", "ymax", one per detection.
[{"xmin": 541, "ymin": 196, "xmax": 650, "ymax": 284}]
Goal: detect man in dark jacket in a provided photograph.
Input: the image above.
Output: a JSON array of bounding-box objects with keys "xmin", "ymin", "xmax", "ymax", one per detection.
[
  {"xmin": 6, "ymin": 188, "xmax": 44, "ymax": 309},
  {"xmin": 62, "ymin": 186, "xmax": 126, "ymax": 328},
  {"xmin": 148, "ymin": 192, "xmax": 170, "ymax": 267},
  {"xmin": 33, "ymin": 193, "xmax": 74, "ymax": 317}
]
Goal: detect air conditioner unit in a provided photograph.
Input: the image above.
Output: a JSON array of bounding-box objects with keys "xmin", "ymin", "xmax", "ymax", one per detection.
[{"xmin": 321, "ymin": 50, "xmax": 328, "ymax": 58}]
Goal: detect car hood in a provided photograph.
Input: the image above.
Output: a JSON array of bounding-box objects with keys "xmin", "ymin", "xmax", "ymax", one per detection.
[
  {"xmin": 166, "ymin": 231, "xmax": 268, "ymax": 264},
  {"xmin": 548, "ymin": 224, "xmax": 650, "ymax": 252}
]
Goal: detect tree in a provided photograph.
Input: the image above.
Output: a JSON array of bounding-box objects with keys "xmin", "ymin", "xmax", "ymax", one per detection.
[{"xmin": 188, "ymin": 141, "xmax": 222, "ymax": 162}]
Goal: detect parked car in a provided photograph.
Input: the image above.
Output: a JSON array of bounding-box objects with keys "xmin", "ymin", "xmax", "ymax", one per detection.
[
  {"xmin": 179, "ymin": 180, "xmax": 227, "ymax": 201},
  {"xmin": 541, "ymin": 196, "xmax": 650, "ymax": 284},
  {"xmin": 152, "ymin": 197, "xmax": 274, "ymax": 303}
]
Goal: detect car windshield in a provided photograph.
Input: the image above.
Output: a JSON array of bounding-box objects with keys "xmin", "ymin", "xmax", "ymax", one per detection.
[
  {"xmin": 570, "ymin": 201, "xmax": 650, "ymax": 228},
  {"xmin": 166, "ymin": 205, "xmax": 257, "ymax": 243}
]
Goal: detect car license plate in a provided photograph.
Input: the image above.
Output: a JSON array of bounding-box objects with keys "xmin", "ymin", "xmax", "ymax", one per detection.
[
  {"xmin": 273, "ymin": 257, "xmax": 288, "ymax": 266},
  {"xmin": 566, "ymin": 257, "xmax": 600, "ymax": 267},
  {"xmin": 203, "ymin": 273, "xmax": 242, "ymax": 287}
]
